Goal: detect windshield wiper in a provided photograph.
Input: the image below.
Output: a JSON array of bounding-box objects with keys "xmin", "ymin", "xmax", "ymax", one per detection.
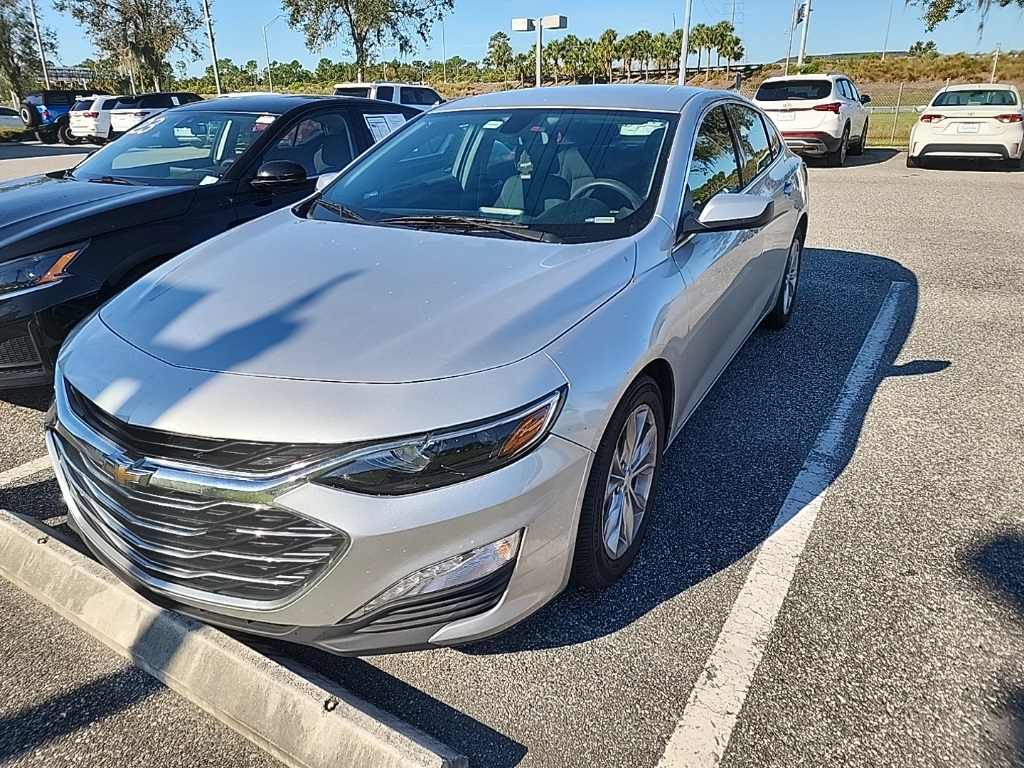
[
  {"xmin": 87, "ymin": 175, "xmax": 143, "ymax": 186},
  {"xmin": 313, "ymin": 198, "xmax": 365, "ymax": 221},
  {"xmin": 377, "ymin": 215, "xmax": 561, "ymax": 243}
]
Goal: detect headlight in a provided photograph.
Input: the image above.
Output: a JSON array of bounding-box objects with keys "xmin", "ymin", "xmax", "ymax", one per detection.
[
  {"xmin": 0, "ymin": 243, "xmax": 87, "ymax": 297},
  {"xmin": 316, "ymin": 387, "xmax": 566, "ymax": 495}
]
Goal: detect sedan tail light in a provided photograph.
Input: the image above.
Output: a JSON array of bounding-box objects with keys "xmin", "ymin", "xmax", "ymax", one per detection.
[
  {"xmin": 83, "ymin": 112, "xmax": 99, "ymax": 118},
  {"xmin": 812, "ymin": 102, "xmax": 842, "ymax": 115},
  {"xmin": 132, "ymin": 111, "xmax": 150, "ymax": 118},
  {"xmin": 920, "ymin": 114, "xmax": 945, "ymax": 123},
  {"xmin": 996, "ymin": 113, "xmax": 1024, "ymax": 123}
]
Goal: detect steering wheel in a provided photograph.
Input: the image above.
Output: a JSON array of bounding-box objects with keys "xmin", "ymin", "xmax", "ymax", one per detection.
[{"xmin": 570, "ymin": 178, "xmax": 643, "ymax": 210}]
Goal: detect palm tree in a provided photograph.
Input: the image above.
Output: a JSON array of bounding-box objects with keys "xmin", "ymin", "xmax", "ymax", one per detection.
[
  {"xmin": 487, "ymin": 31, "xmax": 514, "ymax": 89},
  {"xmin": 689, "ymin": 24, "xmax": 711, "ymax": 81},
  {"xmin": 618, "ymin": 33, "xmax": 638, "ymax": 83},
  {"xmin": 719, "ymin": 34, "xmax": 743, "ymax": 75},
  {"xmin": 712, "ymin": 21, "xmax": 735, "ymax": 73},
  {"xmin": 632, "ymin": 29, "xmax": 654, "ymax": 82},
  {"xmin": 545, "ymin": 38, "xmax": 564, "ymax": 85},
  {"xmin": 652, "ymin": 31, "xmax": 673, "ymax": 83},
  {"xmin": 595, "ymin": 29, "xmax": 618, "ymax": 83},
  {"xmin": 561, "ymin": 34, "xmax": 583, "ymax": 83}
]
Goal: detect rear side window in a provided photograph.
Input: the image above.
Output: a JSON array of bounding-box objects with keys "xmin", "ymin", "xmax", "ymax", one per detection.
[
  {"xmin": 141, "ymin": 94, "xmax": 174, "ymax": 109},
  {"xmin": 100, "ymin": 98, "xmax": 119, "ymax": 110},
  {"xmin": 932, "ymin": 89, "xmax": 1019, "ymax": 107},
  {"xmin": 726, "ymin": 104, "xmax": 774, "ymax": 184},
  {"xmin": 114, "ymin": 97, "xmax": 142, "ymax": 109},
  {"xmin": 375, "ymin": 86, "xmax": 394, "ymax": 102},
  {"xmin": 72, "ymin": 100, "xmax": 94, "ymax": 111},
  {"xmin": 756, "ymin": 79, "xmax": 833, "ymax": 101},
  {"xmin": 43, "ymin": 91, "xmax": 76, "ymax": 106},
  {"xmin": 335, "ymin": 87, "xmax": 371, "ymax": 98},
  {"xmin": 686, "ymin": 106, "xmax": 741, "ymax": 213}
]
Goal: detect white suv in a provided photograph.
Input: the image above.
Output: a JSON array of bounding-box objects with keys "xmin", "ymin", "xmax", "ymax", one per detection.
[
  {"xmin": 332, "ymin": 82, "xmax": 444, "ymax": 111},
  {"xmin": 753, "ymin": 73, "xmax": 871, "ymax": 166},
  {"xmin": 108, "ymin": 92, "xmax": 203, "ymax": 137},
  {"xmin": 69, "ymin": 95, "xmax": 123, "ymax": 144}
]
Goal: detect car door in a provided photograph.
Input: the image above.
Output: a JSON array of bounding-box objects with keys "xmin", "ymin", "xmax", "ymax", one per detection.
[
  {"xmin": 840, "ymin": 79, "xmax": 867, "ymax": 136},
  {"xmin": 670, "ymin": 104, "xmax": 767, "ymax": 422}
]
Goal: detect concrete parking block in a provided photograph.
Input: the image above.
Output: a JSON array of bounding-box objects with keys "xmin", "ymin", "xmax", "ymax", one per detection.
[{"xmin": 0, "ymin": 509, "xmax": 467, "ymax": 768}]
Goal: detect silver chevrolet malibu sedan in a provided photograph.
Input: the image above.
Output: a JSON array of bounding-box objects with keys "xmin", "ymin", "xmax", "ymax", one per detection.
[{"xmin": 47, "ymin": 85, "xmax": 809, "ymax": 655}]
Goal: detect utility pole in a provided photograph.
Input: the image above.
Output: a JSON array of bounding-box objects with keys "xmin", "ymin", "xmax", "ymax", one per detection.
[
  {"xmin": 677, "ymin": 0, "xmax": 693, "ymax": 85},
  {"xmin": 797, "ymin": 0, "xmax": 812, "ymax": 66},
  {"xmin": 881, "ymin": 0, "xmax": 895, "ymax": 61},
  {"xmin": 262, "ymin": 15, "xmax": 282, "ymax": 91},
  {"xmin": 201, "ymin": 0, "xmax": 222, "ymax": 94},
  {"xmin": 27, "ymin": 0, "xmax": 49, "ymax": 89},
  {"xmin": 442, "ymin": 19, "xmax": 448, "ymax": 84},
  {"xmin": 991, "ymin": 44, "xmax": 1000, "ymax": 83}
]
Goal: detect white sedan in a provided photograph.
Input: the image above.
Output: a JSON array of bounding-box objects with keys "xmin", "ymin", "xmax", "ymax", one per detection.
[
  {"xmin": 0, "ymin": 106, "xmax": 24, "ymax": 130},
  {"xmin": 908, "ymin": 83, "xmax": 1023, "ymax": 169}
]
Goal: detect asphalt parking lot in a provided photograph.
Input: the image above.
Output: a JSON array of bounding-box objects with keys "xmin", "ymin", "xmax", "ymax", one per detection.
[{"xmin": 1, "ymin": 143, "xmax": 1022, "ymax": 767}]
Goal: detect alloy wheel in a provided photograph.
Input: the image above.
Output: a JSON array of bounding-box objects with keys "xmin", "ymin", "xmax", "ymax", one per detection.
[
  {"xmin": 783, "ymin": 238, "xmax": 801, "ymax": 315},
  {"xmin": 602, "ymin": 403, "xmax": 659, "ymax": 560}
]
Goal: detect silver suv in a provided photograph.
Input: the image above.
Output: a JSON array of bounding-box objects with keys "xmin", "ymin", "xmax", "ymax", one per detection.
[{"xmin": 753, "ymin": 73, "xmax": 871, "ymax": 166}]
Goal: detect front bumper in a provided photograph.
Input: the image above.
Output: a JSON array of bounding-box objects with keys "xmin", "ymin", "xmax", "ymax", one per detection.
[
  {"xmin": 0, "ymin": 277, "xmax": 103, "ymax": 388},
  {"xmin": 48, "ymin": 369, "xmax": 593, "ymax": 655},
  {"xmin": 781, "ymin": 131, "xmax": 843, "ymax": 156}
]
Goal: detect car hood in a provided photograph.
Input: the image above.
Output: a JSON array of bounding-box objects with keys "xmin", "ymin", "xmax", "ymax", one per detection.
[
  {"xmin": 0, "ymin": 174, "xmax": 192, "ymax": 260},
  {"xmin": 100, "ymin": 210, "xmax": 636, "ymax": 383}
]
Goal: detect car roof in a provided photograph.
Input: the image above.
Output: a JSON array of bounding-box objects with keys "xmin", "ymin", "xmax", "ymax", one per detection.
[
  {"xmin": 943, "ymin": 82, "xmax": 1018, "ymax": 92},
  {"xmin": 762, "ymin": 73, "xmax": 843, "ymax": 81},
  {"xmin": 174, "ymin": 93, "xmax": 409, "ymax": 113},
  {"xmin": 333, "ymin": 82, "xmax": 426, "ymax": 88},
  {"xmin": 432, "ymin": 84, "xmax": 705, "ymax": 114}
]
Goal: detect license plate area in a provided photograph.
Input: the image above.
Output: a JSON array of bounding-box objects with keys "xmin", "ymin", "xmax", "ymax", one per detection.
[
  {"xmin": 957, "ymin": 123, "xmax": 980, "ymax": 134},
  {"xmin": 777, "ymin": 112, "xmax": 796, "ymax": 122}
]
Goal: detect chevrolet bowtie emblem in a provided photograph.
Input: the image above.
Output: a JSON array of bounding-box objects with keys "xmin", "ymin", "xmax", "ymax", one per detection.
[{"xmin": 105, "ymin": 456, "xmax": 152, "ymax": 487}]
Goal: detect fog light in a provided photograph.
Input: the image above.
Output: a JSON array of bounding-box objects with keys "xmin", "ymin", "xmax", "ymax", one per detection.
[{"xmin": 347, "ymin": 531, "xmax": 522, "ymax": 620}]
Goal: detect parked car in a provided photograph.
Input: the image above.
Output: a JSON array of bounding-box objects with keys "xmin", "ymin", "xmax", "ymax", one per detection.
[
  {"xmin": 907, "ymin": 83, "xmax": 1023, "ymax": 169},
  {"xmin": 47, "ymin": 85, "xmax": 809, "ymax": 655},
  {"xmin": 108, "ymin": 92, "xmax": 204, "ymax": 138},
  {"xmin": 333, "ymin": 81, "xmax": 444, "ymax": 111},
  {"xmin": 0, "ymin": 94, "xmax": 417, "ymax": 389},
  {"xmin": 69, "ymin": 95, "xmax": 125, "ymax": 144},
  {"xmin": 753, "ymin": 72, "xmax": 871, "ymax": 166},
  {"xmin": 19, "ymin": 89, "xmax": 111, "ymax": 145},
  {"xmin": 0, "ymin": 106, "xmax": 23, "ymax": 130}
]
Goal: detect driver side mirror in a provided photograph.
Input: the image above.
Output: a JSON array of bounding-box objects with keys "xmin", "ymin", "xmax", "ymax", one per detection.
[
  {"xmin": 915, "ymin": 105, "xmax": 927, "ymax": 113},
  {"xmin": 860, "ymin": 94, "xmax": 872, "ymax": 105},
  {"xmin": 679, "ymin": 193, "xmax": 774, "ymax": 239},
  {"xmin": 252, "ymin": 160, "xmax": 308, "ymax": 189}
]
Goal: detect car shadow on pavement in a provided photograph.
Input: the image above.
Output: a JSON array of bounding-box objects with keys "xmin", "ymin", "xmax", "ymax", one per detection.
[
  {"xmin": 967, "ymin": 536, "xmax": 1024, "ymax": 763},
  {"xmin": 0, "ymin": 385, "xmax": 52, "ymax": 411},
  {"xmin": 459, "ymin": 247, "xmax": 933, "ymax": 655},
  {"xmin": 915, "ymin": 157, "xmax": 1022, "ymax": 173},
  {"xmin": 0, "ymin": 142, "xmax": 90, "ymax": 161},
  {"xmin": 840, "ymin": 148, "xmax": 899, "ymax": 167}
]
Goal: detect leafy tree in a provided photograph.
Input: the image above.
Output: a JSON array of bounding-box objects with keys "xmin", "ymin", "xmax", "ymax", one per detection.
[
  {"xmin": 689, "ymin": 23, "xmax": 712, "ymax": 80},
  {"xmin": 487, "ymin": 31, "xmax": 513, "ymax": 88},
  {"xmin": 908, "ymin": 0, "xmax": 1023, "ymax": 31},
  {"xmin": 712, "ymin": 21, "xmax": 735, "ymax": 71},
  {"xmin": 632, "ymin": 28, "xmax": 653, "ymax": 82},
  {"xmin": 545, "ymin": 38, "xmax": 564, "ymax": 84},
  {"xmin": 282, "ymin": 0, "xmax": 453, "ymax": 83},
  {"xmin": 719, "ymin": 34, "xmax": 743, "ymax": 73},
  {"xmin": 595, "ymin": 29, "xmax": 617, "ymax": 82},
  {"xmin": 618, "ymin": 33, "xmax": 637, "ymax": 83},
  {"xmin": 513, "ymin": 49, "xmax": 532, "ymax": 87},
  {"xmin": 53, "ymin": 0, "xmax": 203, "ymax": 91},
  {"xmin": 0, "ymin": 0, "xmax": 54, "ymax": 100},
  {"xmin": 909, "ymin": 39, "xmax": 939, "ymax": 56},
  {"xmin": 652, "ymin": 31, "xmax": 673, "ymax": 83}
]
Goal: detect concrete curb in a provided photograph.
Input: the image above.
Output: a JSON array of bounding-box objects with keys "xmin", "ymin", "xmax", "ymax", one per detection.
[{"xmin": 0, "ymin": 510, "xmax": 467, "ymax": 768}]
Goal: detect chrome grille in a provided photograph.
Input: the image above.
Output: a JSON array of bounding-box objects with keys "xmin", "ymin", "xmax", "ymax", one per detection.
[{"xmin": 52, "ymin": 430, "xmax": 348, "ymax": 602}]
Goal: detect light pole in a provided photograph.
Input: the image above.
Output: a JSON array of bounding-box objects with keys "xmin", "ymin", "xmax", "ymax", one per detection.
[
  {"xmin": 797, "ymin": 0, "xmax": 812, "ymax": 66},
  {"xmin": 512, "ymin": 15, "xmax": 568, "ymax": 88},
  {"xmin": 784, "ymin": 0, "xmax": 799, "ymax": 76},
  {"xmin": 677, "ymin": 0, "xmax": 692, "ymax": 85},
  {"xmin": 881, "ymin": 0, "xmax": 896, "ymax": 61},
  {"xmin": 262, "ymin": 14, "xmax": 284, "ymax": 92},
  {"xmin": 27, "ymin": 0, "xmax": 49, "ymax": 88},
  {"xmin": 202, "ymin": 0, "xmax": 221, "ymax": 94},
  {"xmin": 441, "ymin": 18, "xmax": 447, "ymax": 84}
]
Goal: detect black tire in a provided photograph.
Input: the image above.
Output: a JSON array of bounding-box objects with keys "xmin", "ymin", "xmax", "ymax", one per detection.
[
  {"xmin": 1003, "ymin": 157, "xmax": 1021, "ymax": 171},
  {"xmin": 764, "ymin": 230, "xmax": 803, "ymax": 330},
  {"xmin": 826, "ymin": 125, "xmax": 850, "ymax": 167},
  {"xmin": 36, "ymin": 129, "xmax": 59, "ymax": 145},
  {"xmin": 57, "ymin": 120, "xmax": 82, "ymax": 146},
  {"xmin": 19, "ymin": 104, "xmax": 40, "ymax": 128},
  {"xmin": 571, "ymin": 375, "xmax": 665, "ymax": 590},
  {"xmin": 849, "ymin": 119, "xmax": 868, "ymax": 156},
  {"xmin": 906, "ymin": 154, "xmax": 921, "ymax": 168}
]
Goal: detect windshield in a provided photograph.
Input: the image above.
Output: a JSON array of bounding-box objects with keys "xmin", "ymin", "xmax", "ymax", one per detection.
[
  {"xmin": 756, "ymin": 79, "xmax": 833, "ymax": 101},
  {"xmin": 932, "ymin": 89, "xmax": 1019, "ymax": 107},
  {"xmin": 314, "ymin": 107, "xmax": 675, "ymax": 244},
  {"xmin": 70, "ymin": 110, "xmax": 279, "ymax": 186}
]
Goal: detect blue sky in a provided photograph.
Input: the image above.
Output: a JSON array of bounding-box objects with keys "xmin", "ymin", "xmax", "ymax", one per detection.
[{"xmin": 41, "ymin": 0, "xmax": 1024, "ymax": 74}]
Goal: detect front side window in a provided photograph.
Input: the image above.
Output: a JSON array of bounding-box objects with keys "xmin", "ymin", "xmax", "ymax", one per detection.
[
  {"xmin": 71, "ymin": 111, "xmax": 279, "ymax": 186},
  {"xmin": 845, "ymin": 80, "xmax": 861, "ymax": 101},
  {"xmin": 686, "ymin": 106, "xmax": 741, "ymax": 213},
  {"xmin": 263, "ymin": 111, "xmax": 357, "ymax": 176},
  {"xmin": 375, "ymin": 86, "xmax": 394, "ymax": 102},
  {"xmin": 313, "ymin": 107, "xmax": 676, "ymax": 244},
  {"xmin": 726, "ymin": 104, "xmax": 774, "ymax": 184}
]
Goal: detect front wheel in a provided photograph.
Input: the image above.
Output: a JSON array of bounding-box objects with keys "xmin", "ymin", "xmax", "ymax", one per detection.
[
  {"xmin": 58, "ymin": 122, "xmax": 82, "ymax": 145},
  {"xmin": 764, "ymin": 232, "xmax": 803, "ymax": 330},
  {"xmin": 571, "ymin": 376, "xmax": 665, "ymax": 590}
]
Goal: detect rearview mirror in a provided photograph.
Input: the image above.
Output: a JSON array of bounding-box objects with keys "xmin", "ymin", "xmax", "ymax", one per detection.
[
  {"xmin": 315, "ymin": 171, "xmax": 340, "ymax": 192},
  {"xmin": 680, "ymin": 193, "xmax": 774, "ymax": 238},
  {"xmin": 252, "ymin": 160, "xmax": 308, "ymax": 189}
]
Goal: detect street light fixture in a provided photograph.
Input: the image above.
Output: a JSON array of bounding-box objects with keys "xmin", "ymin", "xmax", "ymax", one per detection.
[
  {"xmin": 512, "ymin": 14, "xmax": 568, "ymax": 88},
  {"xmin": 262, "ymin": 14, "xmax": 284, "ymax": 93}
]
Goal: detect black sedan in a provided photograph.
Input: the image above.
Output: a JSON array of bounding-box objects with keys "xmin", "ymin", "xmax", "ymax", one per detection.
[{"xmin": 0, "ymin": 94, "xmax": 419, "ymax": 388}]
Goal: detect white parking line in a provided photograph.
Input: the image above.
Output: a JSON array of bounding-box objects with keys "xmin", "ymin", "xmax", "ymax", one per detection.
[
  {"xmin": 0, "ymin": 456, "xmax": 53, "ymax": 489},
  {"xmin": 658, "ymin": 280, "xmax": 909, "ymax": 768}
]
